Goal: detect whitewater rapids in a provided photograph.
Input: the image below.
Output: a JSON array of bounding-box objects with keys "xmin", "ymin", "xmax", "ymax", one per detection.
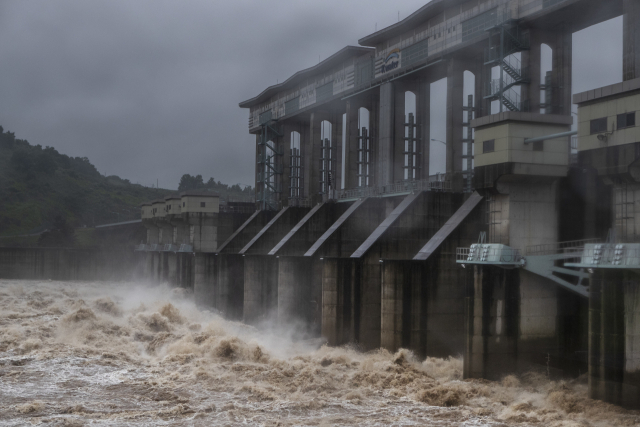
[{"xmin": 0, "ymin": 279, "xmax": 638, "ymax": 426}]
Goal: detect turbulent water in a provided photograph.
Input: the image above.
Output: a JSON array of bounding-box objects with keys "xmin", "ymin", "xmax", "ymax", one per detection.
[{"xmin": 0, "ymin": 280, "xmax": 638, "ymax": 426}]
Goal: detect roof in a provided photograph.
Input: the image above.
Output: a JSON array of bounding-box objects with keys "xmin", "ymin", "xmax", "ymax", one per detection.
[
  {"xmin": 239, "ymin": 46, "xmax": 374, "ymax": 108},
  {"xmin": 179, "ymin": 190, "xmax": 220, "ymax": 197},
  {"xmin": 164, "ymin": 194, "xmax": 181, "ymax": 201},
  {"xmin": 573, "ymin": 77, "xmax": 640, "ymax": 105},
  {"xmin": 359, "ymin": 0, "xmax": 453, "ymax": 47},
  {"xmin": 151, "ymin": 199, "xmax": 166, "ymax": 205}
]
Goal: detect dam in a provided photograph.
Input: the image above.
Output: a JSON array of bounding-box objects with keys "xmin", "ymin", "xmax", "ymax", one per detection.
[
  {"xmin": 4, "ymin": 0, "xmax": 640, "ymax": 416},
  {"xmin": 130, "ymin": 0, "xmax": 640, "ymax": 408}
]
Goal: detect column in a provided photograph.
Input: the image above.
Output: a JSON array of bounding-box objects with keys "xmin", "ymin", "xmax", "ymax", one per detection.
[
  {"xmin": 381, "ymin": 260, "xmax": 405, "ymax": 352},
  {"xmin": 623, "ymin": 0, "xmax": 640, "ymax": 81},
  {"xmin": 277, "ymin": 257, "xmax": 313, "ymax": 326},
  {"xmin": 589, "ymin": 271, "xmax": 625, "ymax": 405},
  {"xmin": 446, "ymin": 59, "xmax": 465, "ymax": 175},
  {"xmin": 419, "ymin": 79, "xmax": 431, "ymax": 179},
  {"xmin": 551, "ymin": 25, "xmax": 572, "ymax": 116},
  {"xmin": 377, "ymin": 82, "xmax": 395, "ymax": 187},
  {"xmin": 243, "ymin": 255, "xmax": 279, "ymax": 325}
]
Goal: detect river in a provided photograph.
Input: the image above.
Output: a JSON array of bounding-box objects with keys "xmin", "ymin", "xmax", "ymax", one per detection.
[{"xmin": 0, "ymin": 279, "xmax": 636, "ymax": 426}]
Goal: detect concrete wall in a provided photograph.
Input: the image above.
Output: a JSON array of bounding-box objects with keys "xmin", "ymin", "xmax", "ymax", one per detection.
[{"xmin": 0, "ymin": 247, "xmax": 146, "ymax": 281}]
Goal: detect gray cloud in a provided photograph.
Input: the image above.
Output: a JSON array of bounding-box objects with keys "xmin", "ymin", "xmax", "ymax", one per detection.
[{"xmin": 0, "ymin": 1, "xmax": 624, "ymax": 189}]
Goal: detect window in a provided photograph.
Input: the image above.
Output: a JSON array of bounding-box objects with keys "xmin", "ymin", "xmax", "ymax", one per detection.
[
  {"xmin": 590, "ymin": 117, "xmax": 608, "ymax": 134},
  {"xmin": 617, "ymin": 112, "xmax": 636, "ymax": 129},
  {"xmin": 483, "ymin": 139, "xmax": 495, "ymax": 153},
  {"xmin": 183, "ymin": 202, "xmax": 185, "ymax": 207},
  {"xmin": 533, "ymin": 140, "xmax": 544, "ymax": 152},
  {"xmin": 200, "ymin": 202, "xmax": 205, "ymax": 208},
  {"xmin": 167, "ymin": 205, "xmax": 171, "ymax": 210}
]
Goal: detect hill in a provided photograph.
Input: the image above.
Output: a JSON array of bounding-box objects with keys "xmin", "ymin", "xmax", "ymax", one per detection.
[{"xmin": 0, "ymin": 127, "xmax": 253, "ymax": 243}]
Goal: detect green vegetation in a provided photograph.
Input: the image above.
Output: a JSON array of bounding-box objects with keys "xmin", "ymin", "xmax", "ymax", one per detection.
[
  {"xmin": 0, "ymin": 127, "xmax": 253, "ymax": 246},
  {"xmin": 177, "ymin": 174, "xmax": 254, "ymax": 201}
]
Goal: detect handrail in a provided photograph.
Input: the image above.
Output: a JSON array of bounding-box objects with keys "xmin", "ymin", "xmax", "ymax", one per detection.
[{"xmin": 526, "ymin": 238, "xmax": 601, "ymax": 256}]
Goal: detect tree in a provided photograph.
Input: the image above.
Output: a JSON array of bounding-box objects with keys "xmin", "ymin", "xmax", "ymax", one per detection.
[{"xmin": 178, "ymin": 174, "xmax": 205, "ymax": 191}]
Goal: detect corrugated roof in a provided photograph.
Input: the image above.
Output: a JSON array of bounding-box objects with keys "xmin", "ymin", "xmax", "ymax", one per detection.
[
  {"xmin": 239, "ymin": 46, "xmax": 374, "ymax": 108},
  {"xmin": 358, "ymin": 0, "xmax": 449, "ymax": 47}
]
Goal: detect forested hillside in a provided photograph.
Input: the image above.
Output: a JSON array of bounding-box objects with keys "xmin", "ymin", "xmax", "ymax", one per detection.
[{"xmin": 0, "ymin": 128, "xmax": 253, "ymax": 240}]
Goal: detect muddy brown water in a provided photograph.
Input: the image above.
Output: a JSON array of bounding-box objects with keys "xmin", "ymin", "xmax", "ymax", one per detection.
[{"xmin": 0, "ymin": 279, "xmax": 638, "ymax": 426}]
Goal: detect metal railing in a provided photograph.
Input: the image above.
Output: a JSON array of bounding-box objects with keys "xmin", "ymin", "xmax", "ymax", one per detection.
[
  {"xmin": 334, "ymin": 177, "xmax": 451, "ymax": 201},
  {"xmin": 566, "ymin": 244, "xmax": 640, "ymax": 267},
  {"xmin": 456, "ymin": 246, "xmax": 522, "ymax": 263},
  {"xmin": 526, "ymin": 238, "xmax": 601, "ymax": 256},
  {"xmin": 288, "ymin": 197, "xmax": 312, "ymax": 208},
  {"xmin": 178, "ymin": 244, "xmax": 193, "ymax": 253}
]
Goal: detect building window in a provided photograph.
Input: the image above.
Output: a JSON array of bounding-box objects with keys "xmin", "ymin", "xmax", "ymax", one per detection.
[
  {"xmin": 200, "ymin": 202, "xmax": 205, "ymax": 207},
  {"xmin": 617, "ymin": 112, "xmax": 636, "ymax": 129},
  {"xmin": 590, "ymin": 117, "xmax": 608, "ymax": 134},
  {"xmin": 167, "ymin": 205, "xmax": 171, "ymax": 210},
  {"xmin": 483, "ymin": 139, "xmax": 495, "ymax": 153},
  {"xmin": 183, "ymin": 202, "xmax": 185, "ymax": 207},
  {"xmin": 533, "ymin": 140, "xmax": 544, "ymax": 151}
]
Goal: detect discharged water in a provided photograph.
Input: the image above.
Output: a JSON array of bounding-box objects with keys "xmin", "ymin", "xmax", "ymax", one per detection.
[{"xmin": 0, "ymin": 279, "xmax": 638, "ymax": 426}]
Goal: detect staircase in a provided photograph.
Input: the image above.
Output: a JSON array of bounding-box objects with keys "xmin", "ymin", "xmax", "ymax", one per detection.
[{"xmin": 483, "ymin": 18, "xmax": 530, "ymax": 112}]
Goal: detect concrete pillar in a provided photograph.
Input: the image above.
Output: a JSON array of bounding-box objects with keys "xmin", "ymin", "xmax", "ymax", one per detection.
[
  {"xmin": 551, "ymin": 25, "xmax": 572, "ymax": 116},
  {"xmin": 344, "ymin": 100, "xmax": 355, "ymax": 189},
  {"xmin": 145, "ymin": 252, "xmax": 154, "ymax": 279},
  {"xmin": 589, "ymin": 271, "xmax": 625, "ymax": 405},
  {"xmin": 446, "ymin": 59, "xmax": 465, "ymax": 175},
  {"xmin": 217, "ymin": 254, "xmax": 244, "ymax": 320},
  {"xmin": 377, "ymin": 82, "xmax": 395, "ymax": 187},
  {"xmin": 465, "ymin": 266, "xmax": 519, "ymax": 379},
  {"xmin": 322, "ymin": 258, "xmax": 342, "ymax": 345},
  {"xmin": 188, "ymin": 213, "xmax": 218, "ymax": 253},
  {"xmin": 243, "ymin": 255, "xmax": 279, "ymax": 325},
  {"xmin": 277, "ymin": 257, "xmax": 320, "ymax": 332},
  {"xmin": 345, "ymin": 96, "xmax": 375, "ymax": 189},
  {"xmin": 146, "ymin": 225, "xmax": 159, "ymax": 244},
  {"xmin": 176, "ymin": 253, "xmax": 190, "ymax": 289},
  {"xmin": 193, "ymin": 253, "xmax": 215, "ymax": 308},
  {"xmin": 624, "ymin": 0, "xmax": 640, "ymax": 81},
  {"xmin": 419, "ymin": 79, "xmax": 431, "ymax": 179},
  {"xmin": 523, "ymin": 30, "xmax": 543, "ymax": 113},
  {"xmin": 381, "ymin": 260, "xmax": 405, "ymax": 352},
  {"xmin": 167, "ymin": 252, "xmax": 178, "ymax": 286},
  {"xmin": 334, "ymin": 108, "xmax": 344, "ymax": 194},
  {"xmin": 322, "ymin": 258, "xmax": 358, "ymax": 346},
  {"xmin": 360, "ymin": 256, "xmax": 381, "ymax": 350},
  {"xmin": 393, "ymin": 84, "xmax": 407, "ymax": 182},
  {"xmin": 306, "ymin": 112, "xmax": 331, "ymax": 202}
]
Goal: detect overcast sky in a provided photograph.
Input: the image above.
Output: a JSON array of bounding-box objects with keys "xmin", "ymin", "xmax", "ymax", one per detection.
[{"xmin": 0, "ymin": 1, "xmax": 623, "ymax": 190}]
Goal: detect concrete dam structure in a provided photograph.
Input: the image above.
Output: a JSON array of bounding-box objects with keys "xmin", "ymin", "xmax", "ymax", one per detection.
[{"xmin": 134, "ymin": 0, "xmax": 640, "ymax": 408}]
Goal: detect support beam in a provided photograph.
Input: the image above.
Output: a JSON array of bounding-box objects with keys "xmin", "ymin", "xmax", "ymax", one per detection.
[
  {"xmin": 446, "ymin": 59, "xmax": 465, "ymax": 174},
  {"xmin": 378, "ymin": 82, "xmax": 395, "ymax": 186},
  {"xmin": 624, "ymin": 0, "xmax": 640, "ymax": 81}
]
